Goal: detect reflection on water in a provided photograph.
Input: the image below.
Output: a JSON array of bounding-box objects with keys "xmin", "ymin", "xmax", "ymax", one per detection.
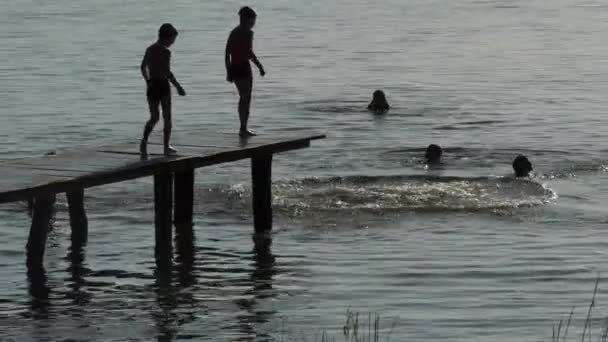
[
  {"xmin": 65, "ymin": 245, "xmax": 92, "ymax": 307},
  {"xmin": 19, "ymin": 226, "xmax": 280, "ymax": 342},
  {"xmin": 153, "ymin": 223, "xmax": 198, "ymax": 342},
  {"xmin": 27, "ymin": 265, "xmax": 50, "ymax": 320},
  {"xmin": 232, "ymin": 235, "xmax": 277, "ymax": 341}
]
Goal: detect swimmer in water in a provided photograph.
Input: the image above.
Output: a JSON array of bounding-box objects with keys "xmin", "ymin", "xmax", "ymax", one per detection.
[
  {"xmin": 367, "ymin": 90, "xmax": 390, "ymax": 113},
  {"xmin": 425, "ymin": 144, "xmax": 442, "ymax": 164},
  {"xmin": 512, "ymin": 155, "xmax": 533, "ymax": 178}
]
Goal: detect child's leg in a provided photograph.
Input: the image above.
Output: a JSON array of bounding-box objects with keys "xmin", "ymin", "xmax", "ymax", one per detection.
[
  {"xmin": 142, "ymin": 97, "xmax": 160, "ymax": 145},
  {"xmin": 160, "ymin": 94, "xmax": 174, "ymax": 152},
  {"xmin": 234, "ymin": 78, "xmax": 253, "ymax": 133}
]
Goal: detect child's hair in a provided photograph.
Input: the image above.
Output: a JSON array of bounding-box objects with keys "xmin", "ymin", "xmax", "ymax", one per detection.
[
  {"xmin": 372, "ymin": 90, "xmax": 387, "ymax": 103},
  {"xmin": 239, "ymin": 6, "xmax": 257, "ymax": 21},
  {"xmin": 512, "ymin": 155, "xmax": 533, "ymax": 177},
  {"xmin": 158, "ymin": 23, "xmax": 178, "ymax": 40},
  {"xmin": 368, "ymin": 90, "xmax": 389, "ymax": 111},
  {"xmin": 425, "ymin": 144, "xmax": 443, "ymax": 163}
]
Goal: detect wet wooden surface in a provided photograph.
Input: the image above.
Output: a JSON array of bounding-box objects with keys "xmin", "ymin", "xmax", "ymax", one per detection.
[{"xmin": 0, "ymin": 131, "xmax": 325, "ymax": 203}]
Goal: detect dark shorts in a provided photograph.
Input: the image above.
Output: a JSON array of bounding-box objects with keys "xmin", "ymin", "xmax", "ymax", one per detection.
[
  {"xmin": 147, "ymin": 79, "xmax": 171, "ymax": 101},
  {"xmin": 230, "ymin": 63, "xmax": 252, "ymax": 80}
]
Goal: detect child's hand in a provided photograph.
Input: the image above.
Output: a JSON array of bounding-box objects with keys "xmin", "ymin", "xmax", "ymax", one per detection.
[
  {"xmin": 226, "ymin": 72, "xmax": 233, "ymax": 83},
  {"xmin": 259, "ymin": 67, "xmax": 266, "ymax": 77},
  {"xmin": 177, "ymin": 86, "xmax": 186, "ymax": 96}
]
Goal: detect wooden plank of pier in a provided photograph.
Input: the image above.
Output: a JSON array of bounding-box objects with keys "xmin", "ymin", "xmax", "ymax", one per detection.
[{"xmin": 0, "ymin": 131, "xmax": 324, "ymax": 203}]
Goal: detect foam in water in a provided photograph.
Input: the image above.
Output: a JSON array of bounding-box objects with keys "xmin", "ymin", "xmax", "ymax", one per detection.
[{"xmin": 207, "ymin": 175, "xmax": 556, "ymax": 220}]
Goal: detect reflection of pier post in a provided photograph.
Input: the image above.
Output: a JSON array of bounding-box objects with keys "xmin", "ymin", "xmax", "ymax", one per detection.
[
  {"xmin": 66, "ymin": 243, "xmax": 91, "ymax": 310},
  {"xmin": 233, "ymin": 235, "xmax": 277, "ymax": 339},
  {"xmin": 27, "ymin": 264, "xmax": 50, "ymax": 318}
]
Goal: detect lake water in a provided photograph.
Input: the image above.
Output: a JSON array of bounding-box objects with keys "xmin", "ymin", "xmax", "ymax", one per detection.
[{"xmin": 2, "ymin": 0, "xmax": 608, "ymax": 340}]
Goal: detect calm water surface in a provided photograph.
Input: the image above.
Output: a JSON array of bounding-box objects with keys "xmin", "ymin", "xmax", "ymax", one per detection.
[{"xmin": 2, "ymin": 0, "xmax": 608, "ymax": 340}]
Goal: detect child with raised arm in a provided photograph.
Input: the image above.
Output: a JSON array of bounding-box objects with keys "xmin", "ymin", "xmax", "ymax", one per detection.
[
  {"xmin": 225, "ymin": 6, "xmax": 265, "ymax": 137},
  {"xmin": 140, "ymin": 23, "xmax": 186, "ymax": 155}
]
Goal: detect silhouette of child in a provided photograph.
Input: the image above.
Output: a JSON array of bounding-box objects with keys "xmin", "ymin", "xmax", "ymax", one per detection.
[
  {"xmin": 512, "ymin": 155, "xmax": 533, "ymax": 177},
  {"xmin": 225, "ymin": 6, "xmax": 266, "ymax": 137},
  {"xmin": 139, "ymin": 23, "xmax": 186, "ymax": 155},
  {"xmin": 367, "ymin": 90, "xmax": 390, "ymax": 113}
]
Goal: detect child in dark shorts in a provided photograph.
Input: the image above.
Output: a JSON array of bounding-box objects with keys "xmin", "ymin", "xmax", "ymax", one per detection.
[
  {"xmin": 140, "ymin": 23, "xmax": 186, "ymax": 155},
  {"xmin": 225, "ymin": 6, "xmax": 266, "ymax": 137}
]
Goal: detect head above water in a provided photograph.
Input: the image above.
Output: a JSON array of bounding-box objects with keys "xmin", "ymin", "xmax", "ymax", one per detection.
[
  {"xmin": 512, "ymin": 155, "xmax": 533, "ymax": 177},
  {"xmin": 239, "ymin": 6, "xmax": 257, "ymax": 29},
  {"xmin": 425, "ymin": 144, "xmax": 443, "ymax": 164},
  {"xmin": 368, "ymin": 90, "xmax": 390, "ymax": 112},
  {"xmin": 158, "ymin": 23, "xmax": 178, "ymax": 46}
]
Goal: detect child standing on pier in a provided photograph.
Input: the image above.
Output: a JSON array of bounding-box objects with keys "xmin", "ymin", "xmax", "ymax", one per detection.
[
  {"xmin": 140, "ymin": 23, "xmax": 186, "ymax": 155},
  {"xmin": 225, "ymin": 6, "xmax": 266, "ymax": 137}
]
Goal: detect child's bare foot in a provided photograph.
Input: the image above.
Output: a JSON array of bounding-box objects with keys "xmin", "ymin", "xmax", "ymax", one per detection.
[
  {"xmin": 239, "ymin": 129, "xmax": 257, "ymax": 137},
  {"xmin": 140, "ymin": 140, "xmax": 148, "ymax": 155},
  {"xmin": 164, "ymin": 145, "xmax": 178, "ymax": 155}
]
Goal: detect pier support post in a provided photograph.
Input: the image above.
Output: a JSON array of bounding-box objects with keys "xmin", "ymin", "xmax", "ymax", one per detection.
[
  {"xmin": 26, "ymin": 195, "xmax": 55, "ymax": 267},
  {"xmin": 67, "ymin": 189, "xmax": 88, "ymax": 249},
  {"xmin": 154, "ymin": 171, "xmax": 174, "ymax": 268},
  {"xmin": 251, "ymin": 155, "xmax": 273, "ymax": 234},
  {"xmin": 174, "ymin": 169, "xmax": 195, "ymax": 262}
]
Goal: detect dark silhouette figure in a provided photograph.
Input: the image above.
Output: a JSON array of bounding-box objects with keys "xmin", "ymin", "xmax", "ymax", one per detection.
[
  {"xmin": 367, "ymin": 90, "xmax": 390, "ymax": 113},
  {"xmin": 425, "ymin": 144, "xmax": 443, "ymax": 164},
  {"xmin": 513, "ymin": 155, "xmax": 533, "ymax": 177},
  {"xmin": 140, "ymin": 23, "xmax": 186, "ymax": 156},
  {"xmin": 225, "ymin": 6, "xmax": 266, "ymax": 137}
]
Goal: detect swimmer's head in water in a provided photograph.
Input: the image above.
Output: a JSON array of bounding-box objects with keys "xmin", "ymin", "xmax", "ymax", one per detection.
[
  {"xmin": 513, "ymin": 155, "xmax": 533, "ymax": 177},
  {"xmin": 158, "ymin": 23, "xmax": 178, "ymax": 46},
  {"xmin": 425, "ymin": 144, "xmax": 443, "ymax": 164},
  {"xmin": 368, "ymin": 90, "xmax": 390, "ymax": 112},
  {"xmin": 239, "ymin": 6, "xmax": 257, "ymax": 29}
]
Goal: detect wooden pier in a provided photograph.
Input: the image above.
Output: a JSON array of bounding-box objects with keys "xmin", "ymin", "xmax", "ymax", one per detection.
[{"xmin": 0, "ymin": 131, "xmax": 325, "ymax": 269}]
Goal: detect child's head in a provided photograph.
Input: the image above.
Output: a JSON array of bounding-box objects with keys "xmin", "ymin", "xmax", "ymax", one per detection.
[
  {"xmin": 368, "ymin": 90, "xmax": 389, "ymax": 112},
  {"xmin": 372, "ymin": 90, "xmax": 387, "ymax": 105},
  {"xmin": 512, "ymin": 155, "xmax": 533, "ymax": 178},
  {"xmin": 425, "ymin": 144, "xmax": 442, "ymax": 164},
  {"xmin": 239, "ymin": 6, "xmax": 257, "ymax": 29},
  {"xmin": 158, "ymin": 23, "xmax": 178, "ymax": 46}
]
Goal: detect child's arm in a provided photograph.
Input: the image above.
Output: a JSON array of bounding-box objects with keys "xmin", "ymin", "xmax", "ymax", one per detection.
[
  {"xmin": 168, "ymin": 72, "xmax": 186, "ymax": 96},
  {"xmin": 251, "ymin": 52, "xmax": 265, "ymax": 76},
  {"xmin": 225, "ymin": 34, "xmax": 233, "ymax": 82},
  {"xmin": 140, "ymin": 51, "xmax": 149, "ymax": 83},
  {"xmin": 248, "ymin": 32, "xmax": 265, "ymax": 76},
  {"xmin": 166, "ymin": 49, "xmax": 185, "ymax": 96}
]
